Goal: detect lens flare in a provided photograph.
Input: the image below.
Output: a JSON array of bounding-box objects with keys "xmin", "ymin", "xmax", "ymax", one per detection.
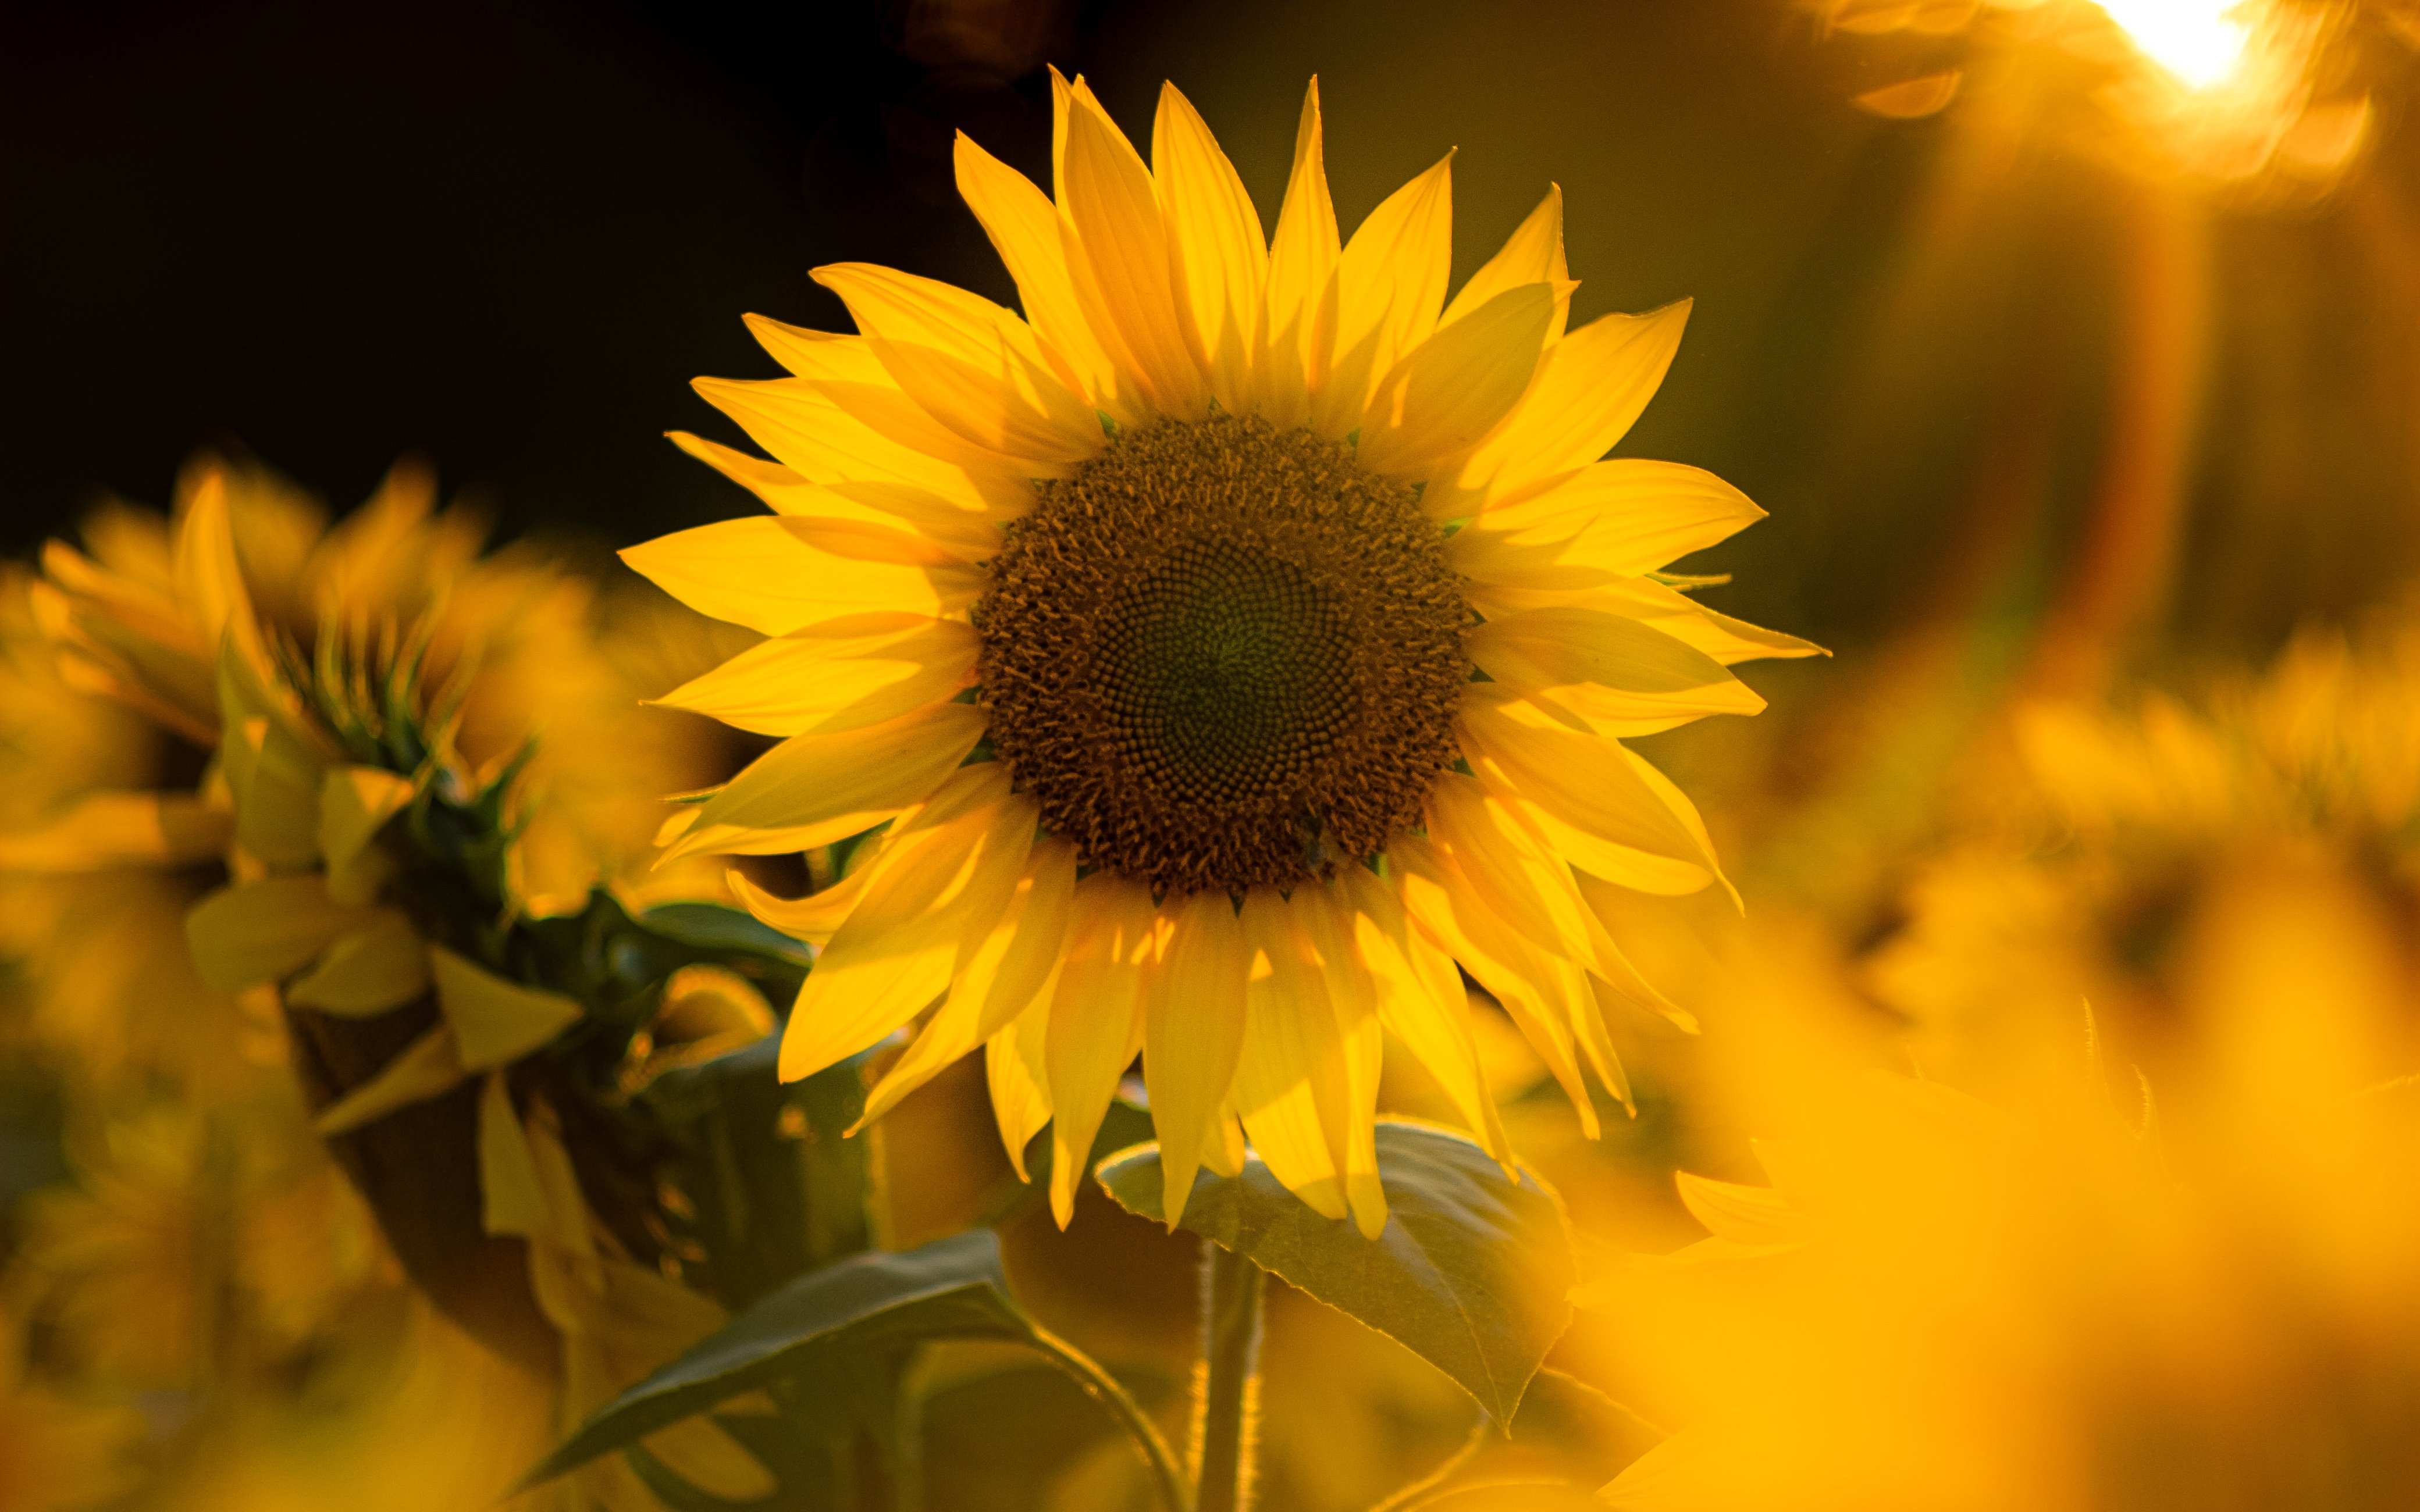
[{"xmin": 2096, "ymin": 0, "xmax": 2252, "ymax": 89}]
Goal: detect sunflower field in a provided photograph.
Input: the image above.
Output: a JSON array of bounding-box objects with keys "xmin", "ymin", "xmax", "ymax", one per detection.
[{"xmin": 7, "ymin": 2, "xmax": 2420, "ymax": 1508}]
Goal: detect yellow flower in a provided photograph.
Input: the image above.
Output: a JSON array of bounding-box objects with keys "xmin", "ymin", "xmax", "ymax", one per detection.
[
  {"xmin": 1581, "ymin": 846, "xmax": 2420, "ymax": 1510},
  {"xmin": 14, "ymin": 1103, "xmax": 382, "ymax": 1393},
  {"xmin": 1870, "ymin": 616, "xmax": 2420, "ymax": 1093},
  {"xmin": 627, "ymin": 74, "xmax": 1816, "ymax": 1235},
  {"xmin": 0, "ymin": 565, "xmax": 262, "ymax": 1098}
]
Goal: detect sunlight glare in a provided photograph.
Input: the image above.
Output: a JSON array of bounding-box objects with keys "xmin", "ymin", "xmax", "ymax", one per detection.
[{"xmin": 2096, "ymin": 0, "xmax": 2253, "ymax": 90}]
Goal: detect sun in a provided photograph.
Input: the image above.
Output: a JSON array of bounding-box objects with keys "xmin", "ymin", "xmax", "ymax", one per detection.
[{"xmin": 2096, "ymin": 0, "xmax": 2253, "ymax": 91}]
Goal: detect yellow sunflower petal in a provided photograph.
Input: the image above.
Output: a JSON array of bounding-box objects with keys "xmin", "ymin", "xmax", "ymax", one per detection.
[
  {"xmin": 1230, "ymin": 887, "xmax": 1351, "ymax": 1221},
  {"xmin": 1334, "ymin": 863, "xmax": 1512, "ymax": 1164},
  {"xmin": 1461, "ymin": 607, "xmax": 1739, "ymax": 702},
  {"xmin": 778, "ymin": 783, "xmax": 1036, "ymax": 1082},
  {"xmin": 314, "ymin": 1022, "xmax": 467, "ymax": 1136},
  {"xmin": 218, "ymin": 650, "xmax": 334, "ymax": 870},
  {"xmin": 1675, "ymin": 1170, "xmax": 1807, "ymax": 1246},
  {"xmin": 953, "ymin": 129, "xmax": 1136, "ymax": 420},
  {"xmin": 284, "ymin": 914, "xmax": 430, "ymax": 1016},
  {"xmin": 653, "ymin": 621, "xmax": 978, "ymax": 738},
  {"xmin": 185, "ymin": 875, "xmax": 379, "ymax": 994},
  {"xmin": 1440, "ymin": 184, "xmax": 1570, "ymax": 341},
  {"xmin": 620, "ymin": 516, "xmax": 976, "ymax": 637},
  {"xmin": 478, "ymin": 1071, "xmax": 551, "ymax": 1239},
  {"xmin": 171, "ymin": 466, "xmax": 273, "ymax": 686},
  {"xmin": 318, "ymin": 764, "xmax": 415, "ymax": 905},
  {"xmin": 1446, "ymin": 299, "xmax": 1692, "ymax": 515},
  {"xmin": 813, "ymin": 263, "xmax": 1101, "ymax": 465},
  {"xmin": 430, "ymin": 946, "xmax": 584, "ymax": 1071},
  {"xmin": 1472, "ymin": 459, "xmax": 1766, "ymax": 574},
  {"xmin": 812, "ymin": 263, "xmax": 1051, "ymax": 375},
  {"xmin": 723, "ymin": 762, "xmax": 1005, "ymax": 944},
  {"xmin": 770, "ymin": 513, "xmax": 971, "ymax": 570},
  {"xmin": 1388, "ymin": 835, "xmax": 1602, "ymax": 1137},
  {"xmin": 39, "ymin": 537, "xmax": 195, "ymax": 659},
  {"xmin": 671, "ymin": 430, "xmax": 1003, "ymax": 557},
  {"xmin": 1295, "ymin": 883, "xmax": 1389, "ymax": 1238},
  {"xmin": 856, "ymin": 834, "xmax": 1076, "ymax": 1128},
  {"xmin": 1574, "ymin": 577, "xmax": 1828, "ymax": 666},
  {"xmin": 692, "ymin": 375, "xmax": 1033, "ymax": 514},
  {"xmin": 1574, "ymin": 876, "xmax": 1704, "ymax": 1030},
  {"xmin": 1356, "ymin": 281, "xmax": 1558, "ymax": 477},
  {"xmin": 1426, "ymin": 772, "xmax": 1604, "ymax": 975},
  {"xmin": 1580, "ymin": 910, "xmax": 1695, "ymax": 1030},
  {"xmin": 816, "ymin": 374, "xmax": 1067, "ymax": 483},
  {"xmin": 742, "ymin": 316, "xmax": 891, "ymax": 383},
  {"xmin": 1152, "ymin": 81, "xmax": 1267, "ymax": 411},
  {"xmin": 1508, "ymin": 790, "xmax": 1714, "ymax": 896},
  {"xmin": 1620, "ymin": 741, "xmax": 1739, "ymax": 912},
  {"xmin": 668, "ymin": 702, "xmax": 987, "ymax": 862},
  {"xmin": 1141, "ymin": 887, "xmax": 1250, "ymax": 1229},
  {"xmin": 1056, "ymin": 76, "xmax": 1207, "ymax": 418},
  {"xmin": 728, "ymin": 865, "xmax": 873, "ymax": 948},
  {"xmin": 0, "ymin": 791, "xmax": 230, "ymax": 872},
  {"xmin": 1315, "ymin": 150, "xmax": 1454, "ymax": 434},
  {"xmin": 1204, "ymin": 1104, "xmax": 1248, "ymax": 1178},
  {"xmin": 667, "ymin": 427, "xmax": 818, "ymax": 502},
  {"xmin": 861, "ymin": 337, "xmax": 1103, "ymax": 467},
  {"xmin": 1572, "ymin": 975, "xmax": 1636, "ymax": 1114},
  {"xmin": 1459, "ymin": 691, "xmax": 1723, "ymax": 881},
  {"xmin": 1044, "ymin": 871, "xmax": 1159, "ymax": 1226},
  {"xmin": 987, "ymin": 1003, "xmax": 1054, "ymax": 1182},
  {"xmin": 1258, "ymin": 77, "xmax": 1339, "ymax": 427},
  {"xmin": 1525, "ymin": 680, "xmax": 1768, "ymax": 741}
]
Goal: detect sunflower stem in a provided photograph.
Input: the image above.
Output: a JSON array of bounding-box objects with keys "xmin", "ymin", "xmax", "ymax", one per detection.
[
  {"xmin": 1025, "ymin": 1320, "xmax": 1191, "ymax": 1512},
  {"xmin": 1193, "ymin": 1241, "xmax": 1268, "ymax": 1512}
]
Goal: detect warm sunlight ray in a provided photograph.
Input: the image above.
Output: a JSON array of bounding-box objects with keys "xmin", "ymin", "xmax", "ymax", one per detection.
[{"xmin": 2097, "ymin": 0, "xmax": 2252, "ymax": 90}]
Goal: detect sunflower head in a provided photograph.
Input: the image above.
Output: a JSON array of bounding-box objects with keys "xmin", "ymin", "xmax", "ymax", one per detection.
[
  {"xmin": 631, "ymin": 73, "xmax": 1821, "ymax": 1235},
  {"xmin": 981, "ymin": 410, "xmax": 1468, "ymax": 896}
]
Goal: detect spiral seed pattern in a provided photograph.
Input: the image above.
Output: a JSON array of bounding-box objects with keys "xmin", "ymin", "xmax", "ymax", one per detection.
[{"xmin": 977, "ymin": 412, "xmax": 1468, "ymax": 896}]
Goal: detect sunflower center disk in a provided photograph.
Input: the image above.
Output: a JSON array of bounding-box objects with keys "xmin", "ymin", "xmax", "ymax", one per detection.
[{"xmin": 977, "ymin": 413, "xmax": 1470, "ymax": 897}]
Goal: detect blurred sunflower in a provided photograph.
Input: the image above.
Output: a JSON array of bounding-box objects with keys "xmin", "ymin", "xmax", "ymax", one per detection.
[
  {"xmin": 627, "ymin": 73, "xmax": 1817, "ymax": 1236},
  {"xmin": 6, "ymin": 450, "xmax": 773, "ymax": 1510},
  {"xmin": 1581, "ymin": 845, "xmax": 2420, "ymax": 1510},
  {"xmin": 1869, "ymin": 605, "xmax": 2420, "ymax": 1092}
]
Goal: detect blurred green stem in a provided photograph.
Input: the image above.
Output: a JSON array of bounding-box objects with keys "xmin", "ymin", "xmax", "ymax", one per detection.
[
  {"xmin": 1366, "ymin": 1416, "xmax": 1488, "ymax": 1511},
  {"xmin": 1194, "ymin": 1242, "xmax": 1266, "ymax": 1512},
  {"xmin": 1026, "ymin": 1321, "xmax": 1192, "ymax": 1512}
]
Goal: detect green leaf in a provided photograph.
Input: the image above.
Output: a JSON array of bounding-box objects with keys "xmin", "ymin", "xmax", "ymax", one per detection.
[
  {"xmin": 520, "ymin": 1229, "xmax": 1033, "ymax": 1490},
  {"xmin": 1095, "ymin": 1117, "xmax": 1575, "ymax": 1426},
  {"xmin": 643, "ymin": 901, "xmax": 816, "ymax": 971},
  {"xmin": 640, "ymin": 1039, "xmax": 877, "ymax": 1307},
  {"xmin": 1499, "ymin": 1367, "xmax": 1665, "ymax": 1485}
]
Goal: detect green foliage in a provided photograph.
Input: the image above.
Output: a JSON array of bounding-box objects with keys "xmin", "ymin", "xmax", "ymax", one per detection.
[
  {"xmin": 919, "ymin": 1361, "xmax": 1178, "ymax": 1512},
  {"xmin": 1095, "ymin": 1118, "xmax": 1576, "ymax": 1427},
  {"xmin": 525, "ymin": 1229, "xmax": 1190, "ymax": 1511},
  {"xmin": 639, "ymin": 1039, "xmax": 874, "ymax": 1308},
  {"xmin": 1495, "ymin": 1367, "xmax": 1666, "ymax": 1488},
  {"xmin": 521, "ymin": 1231, "xmax": 1033, "ymax": 1490}
]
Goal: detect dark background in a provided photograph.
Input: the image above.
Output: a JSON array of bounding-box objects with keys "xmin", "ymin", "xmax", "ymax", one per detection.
[
  {"xmin": 8, "ymin": 0, "xmax": 2412, "ymax": 660},
  {"xmin": 0, "ymin": 0, "xmax": 1927, "ymax": 646}
]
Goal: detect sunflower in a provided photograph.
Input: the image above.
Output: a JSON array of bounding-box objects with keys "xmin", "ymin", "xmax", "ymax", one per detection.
[{"xmin": 629, "ymin": 74, "xmax": 1816, "ymax": 1236}]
